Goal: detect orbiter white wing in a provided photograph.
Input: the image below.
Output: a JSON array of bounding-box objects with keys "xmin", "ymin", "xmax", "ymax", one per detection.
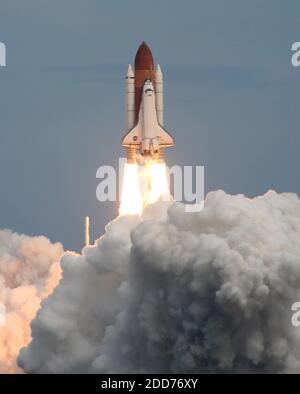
[
  {"xmin": 122, "ymin": 122, "xmax": 142, "ymax": 147},
  {"xmin": 123, "ymin": 122, "xmax": 174, "ymax": 148},
  {"xmin": 156, "ymin": 124, "xmax": 174, "ymax": 147}
]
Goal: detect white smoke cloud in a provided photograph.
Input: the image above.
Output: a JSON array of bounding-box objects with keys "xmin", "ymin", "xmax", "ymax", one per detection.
[
  {"xmin": 19, "ymin": 191, "xmax": 300, "ymax": 373},
  {"xmin": 18, "ymin": 216, "xmax": 141, "ymax": 373},
  {"xmin": 0, "ymin": 229, "xmax": 63, "ymax": 373}
]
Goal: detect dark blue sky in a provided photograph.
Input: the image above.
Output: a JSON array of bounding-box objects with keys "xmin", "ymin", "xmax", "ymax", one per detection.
[{"xmin": 0, "ymin": 0, "xmax": 300, "ymax": 251}]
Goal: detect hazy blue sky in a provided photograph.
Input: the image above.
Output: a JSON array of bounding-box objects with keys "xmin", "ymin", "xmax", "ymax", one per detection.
[{"xmin": 0, "ymin": 0, "xmax": 300, "ymax": 250}]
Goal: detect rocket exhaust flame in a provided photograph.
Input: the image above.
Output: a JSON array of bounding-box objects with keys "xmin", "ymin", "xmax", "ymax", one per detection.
[
  {"xmin": 120, "ymin": 159, "xmax": 171, "ymax": 216},
  {"xmin": 119, "ymin": 163, "xmax": 143, "ymax": 216},
  {"xmin": 148, "ymin": 162, "xmax": 170, "ymax": 204}
]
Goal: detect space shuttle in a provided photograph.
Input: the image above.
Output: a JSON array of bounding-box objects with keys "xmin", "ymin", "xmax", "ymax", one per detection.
[{"xmin": 122, "ymin": 42, "xmax": 174, "ymax": 162}]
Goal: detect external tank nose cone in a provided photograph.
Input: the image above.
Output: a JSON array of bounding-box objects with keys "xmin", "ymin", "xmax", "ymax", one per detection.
[{"xmin": 135, "ymin": 41, "xmax": 154, "ymax": 70}]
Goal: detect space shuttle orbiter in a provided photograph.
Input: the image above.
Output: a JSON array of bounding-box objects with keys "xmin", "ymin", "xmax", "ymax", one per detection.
[{"xmin": 122, "ymin": 42, "xmax": 174, "ymax": 162}]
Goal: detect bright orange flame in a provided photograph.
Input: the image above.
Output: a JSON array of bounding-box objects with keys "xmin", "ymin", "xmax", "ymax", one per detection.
[
  {"xmin": 119, "ymin": 163, "xmax": 143, "ymax": 215},
  {"xmin": 120, "ymin": 159, "xmax": 170, "ymax": 216},
  {"xmin": 148, "ymin": 162, "xmax": 170, "ymax": 204}
]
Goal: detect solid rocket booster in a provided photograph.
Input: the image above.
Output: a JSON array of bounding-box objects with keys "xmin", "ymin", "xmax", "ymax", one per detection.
[
  {"xmin": 155, "ymin": 64, "xmax": 163, "ymax": 126},
  {"xmin": 122, "ymin": 42, "xmax": 174, "ymax": 162},
  {"xmin": 126, "ymin": 64, "xmax": 135, "ymax": 131}
]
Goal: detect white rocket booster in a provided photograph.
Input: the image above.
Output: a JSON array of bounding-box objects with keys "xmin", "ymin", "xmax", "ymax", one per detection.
[
  {"xmin": 126, "ymin": 64, "xmax": 135, "ymax": 130},
  {"xmin": 155, "ymin": 64, "xmax": 164, "ymax": 126}
]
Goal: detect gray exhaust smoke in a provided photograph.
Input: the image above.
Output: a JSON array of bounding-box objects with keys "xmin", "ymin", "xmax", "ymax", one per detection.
[{"xmin": 19, "ymin": 191, "xmax": 300, "ymax": 373}]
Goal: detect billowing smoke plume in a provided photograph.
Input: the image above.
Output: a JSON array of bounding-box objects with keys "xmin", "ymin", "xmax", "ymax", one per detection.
[
  {"xmin": 19, "ymin": 191, "xmax": 300, "ymax": 373},
  {"xmin": 18, "ymin": 216, "xmax": 141, "ymax": 373},
  {"xmin": 0, "ymin": 230, "xmax": 63, "ymax": 373}
]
